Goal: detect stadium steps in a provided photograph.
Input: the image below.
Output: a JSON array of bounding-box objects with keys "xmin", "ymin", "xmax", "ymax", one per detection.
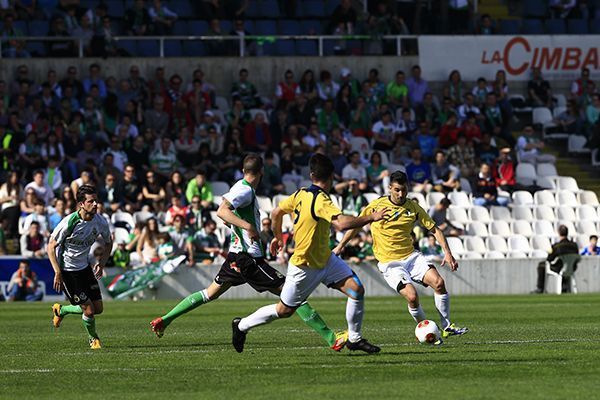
[
  {"xmin": 548, "ymin": 144, "xmax": 600, "ymax": 197},
  {"xmin": 478, "ymin": 0, "xmax": 513, "ymax": 19}
]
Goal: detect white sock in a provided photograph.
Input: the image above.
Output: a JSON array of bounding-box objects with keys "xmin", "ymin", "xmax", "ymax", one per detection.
[
  {"xmin": 407, "ymin": 305, "xmax": 426, "ymax": 323},
  {"xmin": 238, "ymin": 304, "xmax": 279, "ymax": 332},
  {"xmin": 346, "ymin": 298, "xmax": 364, "ymax": 343},
  {"xmin": 434, "ymin": 293, "xmax": 451, "ymax": 329}
]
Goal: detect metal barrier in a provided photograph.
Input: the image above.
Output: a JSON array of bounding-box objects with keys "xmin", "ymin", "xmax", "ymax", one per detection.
[{"xmin": 0, "ymin": 34, "xmax": 419, "ymax": 58}]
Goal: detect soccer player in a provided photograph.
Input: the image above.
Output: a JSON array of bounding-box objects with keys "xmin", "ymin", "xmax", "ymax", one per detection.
[
  {"xmin": 334, "ymin": 171, "xmax": 468, "ymax": 343},
  {"xmin": 231, "ymin": 154, "xmax": 389, "ymax": 353},
  {"xmin": 150, "ymin": 154, "xmax": 348, "ymax": 351},
  {"xmin": 48, "ymin": 185, "xmax": 112, "ymax": 349}
]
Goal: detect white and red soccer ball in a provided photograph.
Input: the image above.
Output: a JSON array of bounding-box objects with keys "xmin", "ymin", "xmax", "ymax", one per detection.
[{"xmin": 415, "ymin": 320, "xmax": 441, "ymax": 344}]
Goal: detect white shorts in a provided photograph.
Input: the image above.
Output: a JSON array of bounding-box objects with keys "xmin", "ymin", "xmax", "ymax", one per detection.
[
  {"xmin": 377, "ymin": 251, "xmax": 434, "ymax": 292},
  {"xmin": 280, "ymin": 253, "xmax": 354, "ymax": 307}
]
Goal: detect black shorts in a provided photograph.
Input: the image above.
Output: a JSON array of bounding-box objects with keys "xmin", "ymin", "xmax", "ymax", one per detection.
[
  {"xmin": 214, "ymin": 252, "xmax": 285, "ymax": 293},
  {"xmin": 61, "ymin": 266, "xmax": 102, "ymax": 305}
]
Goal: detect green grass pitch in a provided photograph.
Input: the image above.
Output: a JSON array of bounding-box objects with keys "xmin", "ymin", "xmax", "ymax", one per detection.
[{"xmin": 1, "ymin": 294, "xmax": 600, "ymax": 400}]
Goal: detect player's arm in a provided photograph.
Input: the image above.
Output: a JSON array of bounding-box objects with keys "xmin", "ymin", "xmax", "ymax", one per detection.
[
  {"xmin": 269, "ymin": 206, "xmax": 285, "ymax": 256},
  {"xmin": 47, "ymin": 238, "xmax": 63, "ymax": 292},
  {"xmin": 331, "ymin": 210, "xmax": 388, "ymax": 231},
  {"xmin": 216, "ymin": 198, "xmax": 259, "ymax": 241},
  {"xmin": 333, "ymin": 227, "xmax": 361, "ymax": 256},
  {"xmin": 430, "ymin": 225, "xmax": 458, "ymax": 271}
]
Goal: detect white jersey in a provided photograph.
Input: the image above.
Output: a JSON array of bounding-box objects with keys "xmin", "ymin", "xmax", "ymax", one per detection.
[
  {"xmin": 50, "ymin": 211, "xmax": 111, "ymax": 271},
  {"xmin": 222, "ymin": 179, "xmax": 263, "ymax": 258}
]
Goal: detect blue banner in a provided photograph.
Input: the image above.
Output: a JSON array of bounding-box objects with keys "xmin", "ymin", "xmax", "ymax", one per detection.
[{"xmin": 0, "ymin": 257, "xmax": 60, "ymax": 296}]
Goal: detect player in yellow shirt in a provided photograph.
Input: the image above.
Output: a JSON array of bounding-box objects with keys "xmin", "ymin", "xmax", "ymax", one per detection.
[
  {"xmin": 232, "ymin": 154, "xmax": 389, "ymax": 353},
  {"xmin": 334, "ymin": 170, "xmax": 468, "ymax": 343}
]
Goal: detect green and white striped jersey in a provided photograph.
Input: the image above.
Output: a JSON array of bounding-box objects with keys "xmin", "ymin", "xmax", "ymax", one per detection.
[{"xmin": 222, "ymin": 179, "xmax": 263, "ymax": 258}]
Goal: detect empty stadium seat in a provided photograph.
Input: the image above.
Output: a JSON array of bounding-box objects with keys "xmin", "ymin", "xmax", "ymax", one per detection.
[
  {"xmin": 534, "ymin": 190, "xmax": 557, "ymax": 207},
  {"xmin": 259, "ymin": 0, "xmax": 280, "ymax": 18},
  {"xmin": 426, "ymin": 192, "xmax": 446, "ymax": 208},
  {"xmin": 245, "ymin": 0, "xmax": 261, "ymax": 18},
  {"xmin": 578, "ymin": 191, "xmax": 599, "ymax": 206},
  {"xmin": 508, "ymin": 235, "xmax": 531, "ymax": 253},
  {"xmin": 576, "ymin": 220, "xmax": 597, "ymax": 236},
  {"xmin": 491, "ymin": 206, "xmax": 512, "ymax": 221},
  {"xmin": 210, "ymin": 181, "xmax": 230, "ymax": 196},
  {"xmin": 568, "ymin": 19, "xmax": 589, "ymax": 34},
  {"xmin": 533, "ymin": 220, "xmax": 556, "ymax": 237},
  {"xmin": 466, "ymin": 221, "xmax": 489, "ymax": 237},
  {"xmin": 447, "ymin": 192, "xmax": 471, "ymax": 208},
  {"xmin": 499, "ymin": 19, "xmax": 520, "ymax": 34},
  {"xmin": 464, "ymin": 236, "xmax": 486, "ymax": 254},
  {"xmin": 515, "ymin": 164, "xmax": 536, "ymax": 186},
  {"xmin": 275, "ymin": 41, "xmax": 296, "ymax": 56},
  {"xmin": 512, "ymin": 206, "xmax": 534, "ymax": 222},
  {"xmin": 462, "ymin": 252, "xmax": 483, "ymax": 259},
  {"xmin": 408, "ymin": 192, "xmax": 427, "ymax": 210},
  {"xmin": 568, "ymin": 135, "xmax": 590, "ymax": 154},
  {"xmin": 138, "ymin": 40, "xmax": 160, "ymax": 57},
  {"xmin": 507, "ymin": 251, "xmax": 529, "ymax": 258},
  {"xmin": 486, "ymin": 236, "xmax": 508, "ymax": 253},
  {"xmin": 164, "ymin": 40, "xmax": 183, "ymax": 57},
  {"xmin": 577, "ymin": 205, "xmax": 600, "ymax": 222},
  {"xmin": 531, "ymin": 249, "xmax": 549, "ymax": 258},
  {"xmin": 172, "ymin": 21, "xmax": 189, "ymax": 36},
  {"xmin": 545, "ymin": 19, "xmax": 566, "ymax": 34},
  {"xmin": 536, "ymin": 177, "xmax": 557, "ymax": 191},
  {"xmin": 279, "ymin": 20, "xmax": 301, "ymax": 35},
  {"xmin": 536, "ymin": 163, "xmax": 558, "ymax": 178},
  {"xmin": 364, "ymin": 192, "xmax": 380, "ymax": 203},
  {"xmin": 576, "ymin": 234, "xmax": 590, "ymax": 250},
  {"xmin": 509, "ymin": 94, "xmax": 532, "ymax": 114},
  {"xmin": 535, "ymin": 205, "xmax": 556, "ymax": 221},
  {"xmin": 189, "ymin": 20, "xmax": 209, "ymax": 35},
  {"xmin": 303, "ymin": 0, "xmax": 326, "ymax": 17},
  {"xmin": 556, "ymin": 190, "xmax": 579, "ymax": 208},
  {"xmin": 350, "ymin": 137, "xmax": 370, "ymax": 153},
  {"xmin": 511, "ymin": 220, "xmax": 533, "ymax": 237},
  {"xmin": 255, "ymin": 20, "xmax": 277, "ymax": 35},
  {"xmin": 300, "ymin": 19, "xmax": 322, "ymax": 34},
  {"xmin": 486, "ymin": 250, "xmax": 505, "ymax": 259},
  {"xmin": 106, "ymin": 0, "xmax": 125, "ymax": 18},
  {"xmin": 489, "ymin": 220, "xmax": 511, "ymax": 237},
  {"xmin": 28, "ymin": 20, "xmax": 49, "ymax": 36},
  {"xmin": 512, "ymin": 190, "xmax": 534, "ymax": 206},
  {"xmin": 111, "ymin": 211, "xmax": 135, "ymax": 231},
  {"xmin": 447, "ymin": 206, "xmax": 470, "ymax": 226},
  {"xmin": 296, "ymin": 39, "xmax": 319, "ymax": 56},
  {"xmin": 522, "ymin": 19, "xmax": 544, "ymax": 34},
  {"xmin": 557, "ymin": 177, "xmax": 580, "ymax": 192},
  {"xmin": 556, "ymin": 206, "xmax": 577, "ymax": 222},
  {"xmin": 283, "ymin": 181, "xmax": 297, "ymax": 194},
  {"xmin": 531, "ymin": 236, "xmax": 552, "ymax": 252},
  {"xmin": 523, "ymin": 0, "xmax": 547, "ymax": 17},
  {"xmin": 446, "ymin": 237, "xmax": 465, "ymax": 256},
  {"xmin": 591, "ymin": 19, "xmax": 600, "ymax": 34},
  {"xmin": 257, "ymin": 196, "xmax": 274, "ymax": 213}
]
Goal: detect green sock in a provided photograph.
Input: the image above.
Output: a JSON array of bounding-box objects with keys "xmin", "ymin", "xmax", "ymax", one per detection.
[
  {"xmin": 82, "ymin": 315, "xmax": 98, "ymax": 339},
  {"xmin": 295, "ymin": 303, "xmax": 336, "ymax": 347},
  {"xmin": 162, "ymin": 290, "xmax": 208, "ymax": 327},
  {"xmin": 59, "ymin": 304, "xmax": 83, "ymax": 317}
]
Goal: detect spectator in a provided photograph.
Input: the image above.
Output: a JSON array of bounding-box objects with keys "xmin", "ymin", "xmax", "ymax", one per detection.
[
  {"xmin": 571, "ymin": 68, "xmax": 594, "ymax": 100},
  {"xmin": 335, "ymin": 83, "xmax": 354, "ymax": 127},
  {"xmin": 120, "ymin": 164, "xmax": 143, "ymax": 212},
  {"xmin": 420, "ymin": 234, "xmax": 444, "ymax": 263},
  {"xmin": 275, "ymin": 70, "xmax": 300, "ymax": 107},
  {"xmin": 416, "ymin": 92, "xmax": 439, "ymax": 128},
  {"xmin": 366, "ymin": 151, "xmax": 390, "ymax": 195},
  {"xmin": 342, "ymin": 151, "xmax": 368, "ymax": 192},
  {"xmin": 7, "ymin": 260, "xmax": 43, "ymax": 301},
  {"xmin": 550, "ymin": 0, "xmax": 577, "ymax": 18},
  {"xmin": 396, "ymin": 107, "xmax": 417, "ymax": 138},
  {"xmin": 371, "ymin": 110, "xmax": 397, "ymax": 151},
  {"xmin": 317, "ymin": 99, "xmax": 340, "ymax": 134},
  {"xmin": 406, "ymin": 65, "xmax": 429, "ymax": 106},
  {"xmin": 218, "ymin": 141, "xmax": 243, "ymax": 182},
  {"xmin": 125, "ymin": 0, "xmax": 151, "ymax": 36},
  {"xmin": 136, "ymin": 217, "xmax": 160, "ymax": 265},
  {"xmin": 231, "ymin": 68, "xmax": 261, "ymax": 109},
  {"xmin": 259, "ymin": 151, "xmax": 284, "ymax": 196},
  {"xmin": 59, "ymin": 66, "xmax": 84, "ymax": 101},
  {"xmin": 98, "ymin": 172, "xmax": 123, "ymax": 211},
  {"xmin": 431, "ymin": 150, "xmax": 460, "ymax": 193},
  {"xmin": 18, "ymin": 132, "xmax": 43, "ymax": 175},
  {"xmin": 41, "ymin": 130, "xmax": 65, "ymax": 164},
  {"xmin": 476, "ymin": 14, "xmax": 496, "ymax": 35},
  {"xmin": 492, "ymin": 147, "xmax": 516, "ymax": 193},
  {"xmin": 164, "ymin": 170, "xmax": 186, "ymax": 203},
  {"xmin": 516, "ymin": 125, "xmax": 556, "ymax": 164},
  {"xmin": 348, "ymin": 96, "xmax": 371, "ymax": 137},
  {"xmin": 443, "ymin": 70, "xmax": 466, "ymax": 107},
  {"xmin": 448, "ymin": 134, "xmax": 477, "ymax": 178},
  {"xmin": 1, "ymin": 13, "xmax": 29, "ymax": 58},
  {"xmin": 230, "ymin": 18, "xmax": 256, "ymax": 56},
  {"xmin": 339, "ymin": 179, "xmax": 368, "ymax": 217},
  {"xmin": 157, "ymin": 232, "xmax": 176, "ymax": 260},
  {"xmin": 149, "ymin": 0, "xmax": 178, "ymax": 35},
  {"xmin": 192, "ymin": 219, "xmax": 222, "ymax": 263},
  {"xmin": 142, "ymin": 170, "xmax": 166, "ymax": 212},
  {"xmin": 22, "ymin": 198, "xmax": 48, "ymax": 236},
  {"xmin": 185, "ymin": 170, "xmax": 213, "ymax": 209},
  {"xmin": 185, "ymin": 194, "xmax": 208, "ymax": 231},
  {"xmin": 83, "ymin": 63, "xmax": 107, "ymax": 99},
  {"xmin": 473, "ymin": 163, "xmax": 509, "ymax": 207},
  {"xmin": 406, "ymin": 147, "xmax": 432, "ymax": 192},
  {"xmin": 329, "ymin": 0, "xmax": 357, "ymax": 34},
  {"xmin": 112, "ymin": 240, "xmax": 131, "ymax": 269},
  {"xmin": 226, "ymin": 98, "xmax": 252, "ymax": 133},
  {"xmin": 260, "ymin": 217, "xmax": 276, "ymax": 260},
  {"xmin": 462, "ymin": 112, "xmax": 483, "ymax": 145},
  {"xmin": 317, "ymin": 70, "xmax": 340, "ymax": 101},
  {"xmin": 413, "ymin": 121, "xmax": 437, "ymax": 161},
  {"xmin": 0, "ymin": 171, "xmax": 21, "ymax": 235},
  {"xmin": 483, "ymin": 92, "xmax": 514, "ymax": 147},
  {"xmin": 150, "ymin": 136, "xmax": 178, "ymax": 180},
  {"xmin": 243, "ymin": 112, "xmax": 271, "ymax": 152},
  {"xmin": 298, "ymin": 69, "xmax": 318, "ymax": 106},
  {"xmin": 585, "ymin": 94, "xmax": 600, "ymax": 131},
  {"xmin": 527, "ymin": 67, "xmax": 552, "ymax": 108},
  {"xmin": 48, "ymin": 198, "xmax": 65, "ymax": 232},
  {"xmin": 47, "ymin": 16, "xmax": 75, "ymax": 57},
  {"xmin": 20, "ymin": 220, "xmax": 46, "ymax": 258},
  {"xmin": 25, "ymin": 170, "xmax": 54, "ymax": 205},
  {"xmin": 167, "ymin": 214, "xmax": 194, "ymax": 263},
  {"xmin": 475, "ymin": 132, "xmax": 499, "ymax": 165},
  {"xmin": 338, "ymin": 68, "xmax": 360, "ymax": 100},
  {"xmin": 206, "ymin": 18, "xmax": 227, "ymax": 56},
  {"xmin": 457, "ymin": 93, "xmax": 481, "ymax": 126},
  {"xmin": 438, "ymin": 113, "xmax": 461, "ymax": 149},
  {"xmin": 549, "ymin": 100, "xmax": 583, "ymax": 136},
  {"xmin": 386, "ymin": 70, "xmax": 409, "ymax": 110},
  {"xmin": 533, "ymin": 225, "xmax": 579, "ymax": 294},
  {"xmin": 472, "ymin": 77, "xmax": 492, "ymax": 107},
  {"xmin": 428, "ymin": 198, "xmax": 463, "ymax": 237}
]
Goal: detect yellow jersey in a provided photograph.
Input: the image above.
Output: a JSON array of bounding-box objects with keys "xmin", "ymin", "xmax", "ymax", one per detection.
[
  {"xmin": 360, "ymin": 196, "xmax": 435, "ymax": 263},
  {"xmin": 279, "ymin": 185, "xmax": 341, "ymax": 268}
]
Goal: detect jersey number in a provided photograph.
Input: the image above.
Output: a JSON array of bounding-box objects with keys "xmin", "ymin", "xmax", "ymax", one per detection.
[{"xmin": 293, "ymin": 201, "xmax": 302, "ymax": 224}]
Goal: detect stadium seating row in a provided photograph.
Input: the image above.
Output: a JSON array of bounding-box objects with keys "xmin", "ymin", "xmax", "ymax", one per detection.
[{"xmin": 500, "ymin": 18, "xmax": 600, "ymax": 35}]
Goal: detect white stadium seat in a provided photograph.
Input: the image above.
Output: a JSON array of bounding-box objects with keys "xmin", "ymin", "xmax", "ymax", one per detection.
[
  {"xmin": 536, "ymin": 163, "xmax": 558, "ymax": 178},
  {"xmin": 446, "ymin": 237, "xmax": 465, "ymax": 256},
  {"xmin": 511, "ymin": 220, "xmax": 533, "ymax": 237},
  {"xmin": 283, "ymin": 180, "xmax": 297, "ymax": 194},
  {"xmin": 556, "ymin": 177, "xmax": 580, "ymax": 192},
  {"xmin": 576, "ymin": 220, "xmax": 597, "ymax": 236},
  {"xmin": 272, "ymin": 194, "xmax": 289, "ymax": 209},
  {"xmin": 462, "ymin": 252, "xmax": 483, "ymax": 259},
  {"xmin": 447, "ymin": 191, "xmax": 471, "ymax": 208},
  {"xmin": 533, "ymin": 220, "xmax": 556, "ymax": 237},
  {"xmin": 568, "ymin": 135, "xmax": 590, "ymax": 154},
  {"xmin": 111, "ymin": 211, "xmax": 135, "ymax": 231},
  {"xmin": 515, "ymin": 163, "xmax": 536, "ymax": 186},
  {"xmin": 489, "ymin": 220, "xmax": 511, "ymax": 237},
  {"xmin": 534, "ymin": 205, "xmax": 556, "ymax": 221},
  {"xmin": 536, "ymin": 176, "xmax": 557, "ymax": 191},
  {"xmin": 512, "ymin": 190, "xmax": 534, "ymax": 206},
  {"xmin": 531, "ymin": 236, "xmax": 552, "ymax": 252},
  {"xmin": 460, "ymin": 178, "xmax": 472, "ymax": 194},
  {"xmin": 508, "ymin": 235, "xmax": 531, "ymax": 252},
  {"xmin": 113, "ymin": 227, "xmax": 130, "ymax": 244},
  {"xmin": 447, "ymin": 206, "xmax": 470, "ymax": 226},
  {"xmin": 364, "ymin": 192, "xmax": 380, "ymax": 204},
  {"xmin": 350, "ymin": 137, "xmax": 370, "ymax": 153},
  {"xmin": 576, "ymin": 234, "xmax": 590, "ymax": 249},
  {"xmin": 556, "ymin": 190, "xmax": 579, "ymax": 208},
  {"xmin": 556, "ymin": 206, "xmax": 577, "ymax": 222},
  {"xmin": 408, "ymin": 192, "xmax": 428, "ymax": 210},
  {"xmin": 507, "ymin": 251, "xmax": 528, "ymax": 258},
  {"xmin": 534, "ymin": 190, "xmax": 556, "ymax": 207},
  {"xmin": 486, "ymin": 250, "xmax": 505, "ymax": 259},
  {"xmin": 426, "ymin": 192, "xmax": 446, "ymax": 207},
  {"xmin": 491, "ymin": 206, "xmax": 512, "ymax": 221},
  {"xmin": 469, "ymin": 206, "xmax": 491, "ymax": 224},
  {"xmin": 486, "ymin": 235, "xmax": 508, "ymax": 253},
  {"xmin": 512, "ymin": 206, "xmax": 534, "ymax": 222},
  {"xmin": 281, "ymin": 214, "xmax": 294, "ymax": 232},
  {"xmin": 210, "ymin": 181, "xmax": 230, "ymax": 197},
  {"xmin": 257, "ymin": 196, "xmax": 274, "ymax": 213},
  {"xmin": 464, "ymin": 236, "xmax": 486, "ymax": 254},
  {"xmin": 531, "ymin": 249, "xmax": 549, "ymax": 258},
  {"xmin": 576, "ymin": 205, "xmax": 600, "ymax": 222},
  {"xmin": 578, "ymin": 190, "xmax": 599, "ymax": 206},
  {"xmin": 466, "ymin": 221, "xmax": 488, "ymax": 237}
]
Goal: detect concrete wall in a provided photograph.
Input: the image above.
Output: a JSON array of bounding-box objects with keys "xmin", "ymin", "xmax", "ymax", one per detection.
[
  {"xmin": 0, "ymin": 57, "xmax": 574, "ymax": 98},
  {"xmin": 126, "ymin": 257, "xmax": 600, "ymax": 300}
]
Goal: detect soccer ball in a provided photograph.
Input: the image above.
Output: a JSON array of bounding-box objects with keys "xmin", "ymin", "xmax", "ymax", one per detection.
[{"xmin": 415, "ymin": 320, "xmax": 441, "ymax": 344}]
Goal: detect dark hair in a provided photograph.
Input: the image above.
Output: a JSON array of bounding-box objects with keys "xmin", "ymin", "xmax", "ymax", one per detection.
[
  {"xmin": 243, "ymin": 153, "xmax": 264, "ymax": 175},
  {"xmin": 76, "ymin": 184, "xmax": 97, "ymax": 203},
  {"xmin": 390, "ymin": 170, "xmax": 408, "ymax": 185},
  {"xmin": 440, "ymin": 198, "xmax": 451, "ymax": 207},
  {"xmin": 309, "ymin": 153, "xmax": 334, "ymax": 181},
  {"xmin": 590, "ymin": 235, "xmax": 598, "ymax": 241},
  {"xmin": 558, "ymin": 224, "xmax": 568, "ymax": 237},
  {"xmin": 158, "ymin": 232, "xmax": 171, "ymax": 242}
]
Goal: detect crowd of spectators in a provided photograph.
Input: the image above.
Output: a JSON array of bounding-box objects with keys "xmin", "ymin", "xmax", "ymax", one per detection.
[{"xmin": 0, "ymin": 58, "xmax": 599, "ymax": 274}]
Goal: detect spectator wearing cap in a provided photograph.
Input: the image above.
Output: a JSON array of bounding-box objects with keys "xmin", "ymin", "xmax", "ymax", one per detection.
[
  {"xmin": 25, "ymin": 170, "xmax": 54, "ymax": 205},
  {"xmin": 428, "ymin": 198, "xmax": 463, "ymax": 237},
  {"xmin": 406, "ymin": 65, "xmax": 429, "ymax": 106},
  {"xmin": 372, "ymin": 110, "xmax": 397, "ymax": 151},
  {"xmin": 406, "ymin": 148, "xmax": 432, "ymax": 192},
  {"xmin": 516, "ymin": 125, "xmax": 556, "ymax": 165},
  {"xmin": 342, "ymin": 151, "xmax": 368, "ymax": 192},
  {"xmin": 473, "ymin": 163, "xmax": 508, "ymax": 207},
  {"xmin": 386, "ymin": 70, "xmax": 409, "ymax": 111},
  {"xmin": 492, "ymin": 147, "xmax": 516, "ymax": 193},
  {"xmin": 231, "ymin": 68, "xmax": 261, "ymax": 109},
  {"xmin": 243, "ymin": 112, "xmax": 271, "ymax": 152}
]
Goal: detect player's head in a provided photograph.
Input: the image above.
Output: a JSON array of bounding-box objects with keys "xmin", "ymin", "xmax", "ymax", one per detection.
[
  {"xmin": 242, "ymin": 153, "xmax": 264, "ymax": 179},
  {"xmin": 557, "ymin": 224, "xmax": 568, "ymax": 238},
  {"xmin": 388, "ymin": 170, "xmax": 409, "ymax": 204},
  {"xmin": 76, "ymin": 184, "xmax": 98, "ymax": 217},
  {"xmin": 309, "ymin": 153, "xmax": 334, "ymax": 191}
]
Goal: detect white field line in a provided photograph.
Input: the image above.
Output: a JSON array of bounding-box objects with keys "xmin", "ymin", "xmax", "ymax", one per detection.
[{"xmin": 3, "ymin": 338, "xmax": 597, "ymax": 361}]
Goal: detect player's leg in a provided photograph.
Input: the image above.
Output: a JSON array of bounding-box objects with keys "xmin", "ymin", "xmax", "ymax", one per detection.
[
  {"xmin": 398, "ymin": 283, "xmax": 426, "ymax": 323},
  {"xmin": 379, "ymin": 259, "xmax": 427, "ymax": 323},
  {"xmin": 151, "ymin": 281, "xmax": 230, "ymax": 337},
  {"xmin": 421, "ymin": 267, "xmax": 468, "ymax": 337},
  {"xmin": 52, "ymin": 268, "xmax": 87, "ymax": 328},
  {"xmin": 328, "ymin": 255, "xmax": 379, "ymax": 353}
]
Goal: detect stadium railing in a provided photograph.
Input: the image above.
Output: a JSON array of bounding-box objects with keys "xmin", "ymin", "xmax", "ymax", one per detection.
[{"xmin": 0, "ymin": 34, "xmax": 419, "ymax": 58}]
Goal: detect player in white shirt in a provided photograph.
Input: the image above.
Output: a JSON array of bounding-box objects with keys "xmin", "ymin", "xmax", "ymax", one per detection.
[
  {"xmin": 48, "ymin": 185, "xmax": 112, "ymax": 349},
  {"xmin": 150, "ymin": 154, "xmax": 347, "ymax": 351}
]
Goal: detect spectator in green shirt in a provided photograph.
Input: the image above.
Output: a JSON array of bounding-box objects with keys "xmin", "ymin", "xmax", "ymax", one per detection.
[
  {"xmin": 386, "ymin": 70, "xmax": 409, "ymax": 110},
  {"xmin": 112, "ymin": 240, "xmax": 131, "ymax": 269},
  {"xmin": 185, "ymin": 170, "xmax": 213, "ymax": 209},
  {"xmin": 317, "ymin": 99, "xmax": 340, "ymax": 134}
]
